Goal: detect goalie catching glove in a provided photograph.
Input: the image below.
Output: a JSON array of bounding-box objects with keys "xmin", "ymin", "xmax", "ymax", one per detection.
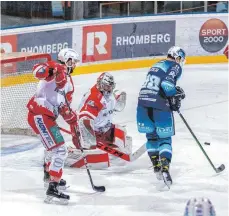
[
  {"xmin": 114, "ymin": 90, "xmax": 127, "ymax": 112},
  {"xmin": 168, "ymin": 86, "xmax": 185, "ymax": 111}
]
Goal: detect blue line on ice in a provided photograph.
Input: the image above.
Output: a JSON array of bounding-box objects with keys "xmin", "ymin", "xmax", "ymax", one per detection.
[{"xmin": 1, "ymin": 142, "xmax": 40, "ymax": 156}]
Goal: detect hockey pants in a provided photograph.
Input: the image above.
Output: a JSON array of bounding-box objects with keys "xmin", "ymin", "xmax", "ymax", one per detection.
[
  {"xmin": 137, "ymin": 105, "xmax": 174, "ymax": 161},
  {"xmin": 28, "ymin": 112, "xmax": 67, "ymax": 181}
]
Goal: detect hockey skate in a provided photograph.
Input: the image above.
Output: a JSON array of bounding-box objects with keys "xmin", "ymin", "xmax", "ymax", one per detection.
[
  {"xmin": 44, "ymin": 182, "xmax": 70, "ymax": 205},
  {"xmin": 161, "ymin": 157, "xmax": 173, "ymax": 189},
  {"xmin": 150, "ymin": 155, "xmax": 163, "ymax": 180}
]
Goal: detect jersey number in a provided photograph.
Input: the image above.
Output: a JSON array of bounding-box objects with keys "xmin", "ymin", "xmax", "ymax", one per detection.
[{"xmin": 142, "ymin": 74, "xmax": 160, "ymax": 91}]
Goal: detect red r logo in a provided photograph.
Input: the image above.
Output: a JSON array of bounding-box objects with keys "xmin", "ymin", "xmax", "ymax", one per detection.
[{"xmin": 82, "ymin": 25, "xmax": 112, "ymax": 63}]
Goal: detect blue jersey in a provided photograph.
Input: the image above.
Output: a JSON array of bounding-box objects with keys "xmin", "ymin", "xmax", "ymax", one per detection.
[{"xmin": 138, "ymin": 59, "xmax": 182, "ymax": 111}]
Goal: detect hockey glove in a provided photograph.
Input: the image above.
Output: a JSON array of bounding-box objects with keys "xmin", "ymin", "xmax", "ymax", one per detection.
[
  {"xmin": 53, "ymin": 65, "xmax": 68, "ymax": 89},
  {"xmin": 169, "ymin": 86, "xmax": 185, "ymax": 111},
  {"xmin": 59, "ymin": 104, "xmax": 77, "ymax": 125},
  {"xmin": 114, "ymin": 90, "xmax": 126, "ymax": 112},
  {"xmin": 175, "ymin": 86, "xmax": 185, "ymax": 99}
]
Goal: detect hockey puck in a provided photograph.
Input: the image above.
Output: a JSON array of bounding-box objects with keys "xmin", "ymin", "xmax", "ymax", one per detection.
[{"xmin": 204, "ymin": 142, "xmax": 210, "ymax": 145}]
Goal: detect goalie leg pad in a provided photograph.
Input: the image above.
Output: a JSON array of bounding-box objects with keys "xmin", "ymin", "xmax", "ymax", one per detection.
[
  {"xmin": 113, "ymin": 125, "xmax": 132, "ymax": 154},
  {"xmin": 78, "ymin": 117, "xmax": 97, "ymax": 149}
]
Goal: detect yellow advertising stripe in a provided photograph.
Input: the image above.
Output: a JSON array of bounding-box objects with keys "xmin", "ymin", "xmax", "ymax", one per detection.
[
  {"xmin": 72, "ymin": 55, "xmax": 228, "ymax": 75},
  {"xmin": 186, "ymin": 55, "xmax": 228, "ymax": 64},
  {"xmin": 1, "ymin": 73, "xmax": 38, "ymax": 87},
  {"xmin": 1, "ymin": 55, "xmax": 227, "ymax": 87}
]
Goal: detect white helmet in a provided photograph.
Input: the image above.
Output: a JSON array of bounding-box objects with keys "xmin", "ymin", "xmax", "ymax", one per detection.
[
  {"xmin": 167, "ymin": 46, "xmax": 186, "ymax": 67},
  {"xmin": 184, "ymin": 198, "xmax": 216, "ymax": 216},
  {"xmin": 58, "ymin": 48, "xmax": 80, "ymax": 73},
  {"xmin": 97, "ymin": 72, "xmax": 116, "ymax": 97}
]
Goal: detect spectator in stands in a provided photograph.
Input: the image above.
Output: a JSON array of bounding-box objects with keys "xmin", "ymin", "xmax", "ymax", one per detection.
[{"xmin": 216, "ymin": 1, "xmax": 228, "ymax": 12}]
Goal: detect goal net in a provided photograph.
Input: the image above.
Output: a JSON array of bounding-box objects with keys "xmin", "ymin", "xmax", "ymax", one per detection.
[{"xmin": 1, "ymin": 52, "xmax": 51, "ymax": 136}]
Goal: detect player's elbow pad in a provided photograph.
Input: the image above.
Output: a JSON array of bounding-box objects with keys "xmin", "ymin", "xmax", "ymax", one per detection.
[{"xmin": 161, "ymin": 80, "xmax": 176, "ymax": 97}]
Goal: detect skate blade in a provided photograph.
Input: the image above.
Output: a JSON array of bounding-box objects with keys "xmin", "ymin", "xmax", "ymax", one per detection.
[
  {"xmin": 44, "ymin": 195, "xmax": 69, "ymax": 205},
  {"xmin": 44, "ymin": 182, "xmax": 49, "ymax": 189},
  {"xmin": 156, "ymin": 182, "xmax": 171, "ymax": 191},
  {"xmin": 155, "ymin": 172, "xmax": 163, "ymax": 181},
  {"xmin": 44, "ymin": 195, "xmax": 54, "ymax": 204},
  {"xmin": 58, "ymin": 185, "xmax": 70, "ymax": 192},
  {"xmin": 162, "ymin": 173, "xmax": 172, "ymax": 190}
]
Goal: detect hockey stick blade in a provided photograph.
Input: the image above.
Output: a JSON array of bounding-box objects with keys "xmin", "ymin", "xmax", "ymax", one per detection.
[
  {"xmin": 93, "ymin": 185, "xmax": 106, "ymax": 192},
  {"xmin": 216, "ymin": 164, "xmax": 225, "ymax": 173}
]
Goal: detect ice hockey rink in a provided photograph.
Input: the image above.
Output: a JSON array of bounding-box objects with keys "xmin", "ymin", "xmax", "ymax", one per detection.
[{"xmin": 1, "ymin": 63, "xmax": 228, "ymax": 216}]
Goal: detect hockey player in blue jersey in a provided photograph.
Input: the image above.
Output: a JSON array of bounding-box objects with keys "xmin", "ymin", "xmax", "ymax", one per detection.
[{"xmin": 136, "ymin": 46, "xmax": 186, "ymax": 188}]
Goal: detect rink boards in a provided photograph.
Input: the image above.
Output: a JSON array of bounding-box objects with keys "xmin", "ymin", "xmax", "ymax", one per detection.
[{"xmin": 1, "ymin": 13, "xmax": 228, "ymax": 87}]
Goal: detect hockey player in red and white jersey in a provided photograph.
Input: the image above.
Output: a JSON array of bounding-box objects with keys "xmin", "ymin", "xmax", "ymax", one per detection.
[
  {"xmin": 76, "ymin": 72, "xmax": 132, "ymax": 157},
  {"xmin": 27, "ymin": 48, "xmax": 79, "ymax": 203}
]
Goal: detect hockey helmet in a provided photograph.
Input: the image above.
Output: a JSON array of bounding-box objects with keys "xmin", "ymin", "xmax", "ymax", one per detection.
[
  {"xmin": 58, "ymin": 48, "xmax": 80, "ymax": 74},
  {"xmin": 167, "ymin": 46, "xmax": 186, "ymax": 67},
  {"xmin": 97, "ymin": 72, "xmax": 116, "ymax": 96},
  {"xmin": 184, "ymin": 197, "xmax": 216, "ymax": 216}
]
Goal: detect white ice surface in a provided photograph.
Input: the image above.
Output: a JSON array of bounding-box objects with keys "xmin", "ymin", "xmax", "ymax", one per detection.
[{"xmin": 1, "ymin": 63, "xmax": 228, "ymax": 216}]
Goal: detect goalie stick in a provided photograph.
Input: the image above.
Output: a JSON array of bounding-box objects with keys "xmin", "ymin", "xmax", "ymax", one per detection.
[
  {"xmin": 59, "ymin": 127, "xmax": 147, "ymax": 162},
  {"xmin": 62, "ymin": 92, "xmax": 105, "ymax": 192}
]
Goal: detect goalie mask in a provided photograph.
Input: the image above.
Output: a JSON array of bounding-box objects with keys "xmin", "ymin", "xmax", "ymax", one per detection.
[
  {"xmin": 97, "ymin": 73, "xmax": 116, "ymax": 97},
  {"xmin": 58, "ymin": 48, "xmax": 80, "ymax": 74}
]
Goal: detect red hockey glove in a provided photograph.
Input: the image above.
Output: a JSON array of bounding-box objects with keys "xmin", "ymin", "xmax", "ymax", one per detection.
[
  {"xmin": 54, "ymin": 65, "xmax": 67, "ymax": 89},
  {"xmin": 59, "ymin": 104, "xmax": 77, "ymax": 125}
]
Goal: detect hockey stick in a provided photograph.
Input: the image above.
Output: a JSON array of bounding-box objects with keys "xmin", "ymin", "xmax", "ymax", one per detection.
[
  {"xmin": 97, "ymin": 142, "xmax": 146, "ymax": 162},
  {"xmin": 177, "ymin": 110, "xmax": 225, "ymax": 173},
  {"xmin": 59, "ymin": 127, "xmax": 146, "ymax": 162},
  {"xmin": 62, "ymin": 92, "xmax": 105, "ymax": 192}
]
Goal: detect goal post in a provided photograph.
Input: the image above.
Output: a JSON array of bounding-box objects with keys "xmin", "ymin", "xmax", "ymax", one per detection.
[{"xmin": 1, "ymin": 52, "xmax": 52, "ymax": 136}]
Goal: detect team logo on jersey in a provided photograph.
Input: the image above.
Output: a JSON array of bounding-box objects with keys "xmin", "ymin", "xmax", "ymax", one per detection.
[
  {"xmin": 199, "ymin": 18, "xmax": 228, "ymax": 53},
  {"xmin": 103, "ymin": 109, "xmax": 113, "ymax": 117},
  {"xmin": 87, "ymin": 100, "xmax": 95, "ymax": 107},
  {"xmin": 168, "ymin": 71, "xmax": 176, "ymax": 79},
  {"xmin": 35, "ymin": 117, "xmax": 55, "ymax": 148},
  {"xmin": 156, "ymin": 127, "xmax": 173, "ymax": 134},
  {"xmin": 50, "ymin": 126, "xmax": 64, "ymax": 144}
]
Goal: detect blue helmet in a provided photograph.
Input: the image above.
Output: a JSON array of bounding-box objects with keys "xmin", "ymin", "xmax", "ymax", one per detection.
[
  {"xmin": 167, "ymin": 46, "xmax": 186, "ymax": 67},
  {"xmin": 184, "ymin": 198, "xmax": 216, "ymax": 216}
]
